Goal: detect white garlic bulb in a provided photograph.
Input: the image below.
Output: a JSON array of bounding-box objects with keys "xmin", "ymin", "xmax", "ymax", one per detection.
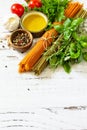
[{"xmin": 4, "ymin": 14, "xmax": 20, "ymax": 32}]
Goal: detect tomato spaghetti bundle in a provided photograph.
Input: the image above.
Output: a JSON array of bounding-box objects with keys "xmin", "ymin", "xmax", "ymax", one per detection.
[
  {"xmin": 18, "ymin": 28, "xmax": 58, "ymax": 72},
  {"xmin": 65, "ymin": 2, "xmax": 83, "ymax": 18}
]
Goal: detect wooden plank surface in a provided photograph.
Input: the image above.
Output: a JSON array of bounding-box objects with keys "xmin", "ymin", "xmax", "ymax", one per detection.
[{"xmin": 0, "ymin": 0, "xmax": 87, "ymax": 129}]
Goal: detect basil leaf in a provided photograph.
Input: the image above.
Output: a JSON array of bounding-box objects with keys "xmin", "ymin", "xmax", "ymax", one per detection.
[
  {"xmin": 63, "ymin": 18, "xmax": 71, "ymax": 28},
  {"xmin": 69, "ymin": 42, "xmax": 81, "ymax": 59},
  {"xmin": 64, "ymin": 29, "xmax": 71, "ymax": 40},
  {"xmin": 83, "ymin": 52, "xmax": 87, "ymax": 61},
  {"xmin": 49, "ymin": 56, "xmax": 58, "ymax": 68},
  {"xmin": 54, "ymin": 24, "xmax": 63, "ymax": 33},
  {"xmin": 71, "ymin": 18, "xmax": 83, "ymax": 31},
  {"xmin": 63, "ymin": 62, "xmax": 71, "ymax": 73}
]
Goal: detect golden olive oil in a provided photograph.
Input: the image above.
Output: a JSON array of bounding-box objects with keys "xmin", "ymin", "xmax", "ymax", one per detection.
[{"xmin": 22, "ymin": 13, "xmax": 47, "ymax": 32}]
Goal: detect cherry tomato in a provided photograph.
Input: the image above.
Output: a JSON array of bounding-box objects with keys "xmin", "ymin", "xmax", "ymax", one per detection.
[
  {"xmin": 28, "ymin": 0, "xmax": 42, "ymax": 9},
  {"xmin": 11, "ymin": 3, "xmax": 24, "ymax": 17}
]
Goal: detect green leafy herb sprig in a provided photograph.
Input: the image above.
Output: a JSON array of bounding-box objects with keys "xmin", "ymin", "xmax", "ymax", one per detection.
[
  {"xmin": 47, "ymin": 18, "xmax": 87, "ymax": 73},
  {"xmin": 34, "ymin": 0, "xmax": 70, "ymax": 28}
]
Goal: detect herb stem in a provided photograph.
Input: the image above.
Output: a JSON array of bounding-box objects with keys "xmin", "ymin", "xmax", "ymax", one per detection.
[{"xmin": 32, "ymin": 34, "xmax": 63, "ymax": 74}]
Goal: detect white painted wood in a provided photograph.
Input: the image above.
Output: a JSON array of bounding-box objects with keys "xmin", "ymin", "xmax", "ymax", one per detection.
[{"xmin": 0, "ymin": 0, "xmax": 87, "ymax": 129}]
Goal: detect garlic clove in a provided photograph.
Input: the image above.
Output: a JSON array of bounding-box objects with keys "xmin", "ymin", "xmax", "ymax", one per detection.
[{"xmin": 4, "ymin": 14, "xmax": 20, "ymax": 32}]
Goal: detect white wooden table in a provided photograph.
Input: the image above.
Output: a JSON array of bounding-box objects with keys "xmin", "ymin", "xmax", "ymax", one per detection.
[{"xmin": 0, "ymin": 0, "xmax": 87, "ymax": 129}]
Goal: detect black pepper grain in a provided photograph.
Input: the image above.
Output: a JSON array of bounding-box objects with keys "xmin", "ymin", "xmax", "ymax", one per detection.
[
  {"xmin": 13, "ymin": 32, "xmax": 30, "ymax": 46},
  {"xmin": 2, "ymin": 45, "xmax": 5, "ymax": 48},
  {"xmin": 5, "ymin": 65, "xmax": 7, "ymax": 68}
]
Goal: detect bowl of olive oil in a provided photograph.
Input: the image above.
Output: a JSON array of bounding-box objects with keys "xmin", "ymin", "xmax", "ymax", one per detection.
[{"xmin": 20, "ymin": 11, "xmax": 48, "ymax": 37}]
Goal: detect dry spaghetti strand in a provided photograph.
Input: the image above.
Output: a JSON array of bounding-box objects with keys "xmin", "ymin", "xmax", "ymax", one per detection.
[
  {"xmin": 65, "ymin": 2, "xmax": 83, "ymax": 18},
  {"xmin": 18, "ymin": 28, "xmax": 58, "ymax": 72},
  {"xmin": 69, "ymin": 3, "xmax": 83, "ymax": 18}
]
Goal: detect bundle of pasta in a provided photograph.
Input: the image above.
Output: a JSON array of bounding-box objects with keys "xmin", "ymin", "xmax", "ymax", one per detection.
[
  {"xmin": 18, "ymin": 28, "xmax": 58, "ymax": 72},
  {"xmin": 65, "ymin": 2, "xmax": 83, "ymax": 18}
]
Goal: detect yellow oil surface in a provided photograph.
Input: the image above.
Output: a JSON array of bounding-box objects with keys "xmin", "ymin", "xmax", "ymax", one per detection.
[{"xmin": 22, "ymin": 14, "xmax": 47, "ymax": 32}]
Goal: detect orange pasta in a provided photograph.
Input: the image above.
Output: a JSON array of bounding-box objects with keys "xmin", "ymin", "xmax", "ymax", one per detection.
[
  {"xmin": 65, "ymin": 3, "xmax": 78, "ymax": 17},
  {"xmin": 18, "ymin": 28, "xmax": 58, "ymax": 72},
  {"xmin": 69, "ymin": 4, "xmax": 83, "ymax": 18},
  {"xmin": 64, "ymin": 2, "xmax": 73, "ymax": 13},
  {"xmin": 65, "ymin": 2, "xmax": 83, "ymax": 18}
]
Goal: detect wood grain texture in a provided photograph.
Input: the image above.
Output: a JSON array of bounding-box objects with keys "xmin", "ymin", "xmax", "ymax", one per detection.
[
  {"xmin": 0, "ymin": 106, "xmax": 87, "ymax": 129},
  {"xmin": 0, "ymin": 0, "xmax": 87, "ymax": 129}
]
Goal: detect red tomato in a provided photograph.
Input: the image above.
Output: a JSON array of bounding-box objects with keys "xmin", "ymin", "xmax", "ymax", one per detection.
[
  {"xmin": 28, "ymin": 0, "xmax": 42, "ymax": 9},
  {"xmin": 11, "ymin": 3, "xmax": 24, "ymax": 17}
]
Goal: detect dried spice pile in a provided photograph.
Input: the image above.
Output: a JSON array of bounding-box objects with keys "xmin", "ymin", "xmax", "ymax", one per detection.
[{"xmin": 12, "ymin": 32, "xmax": 30, "ymax": 46}]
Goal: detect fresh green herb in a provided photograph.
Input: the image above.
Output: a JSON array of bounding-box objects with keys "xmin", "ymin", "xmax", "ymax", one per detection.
[
  {"xmin": 83, "ymin": 52, "xmax": 87, "ymax": 61},
  {"xmin": 22, "ymin": 4, "xmax": 29, "ymax": 12},
  {"xmin": 63, "ymin": 62, "xmax": 71, "ymax": 73},
  {"xmin": 69, "ymin": 42, "xmax": 81, "ymax": 59},
  {"xmin": 34, "ymin": 0, "xmax": 69, "ymax": 28},
  {"xmin": 32, "ymin": 34, "xmax": 63, "ymax": 75},
  {"xmin": 47, "ymin": 18, "xmax": 85, "ymax": 73},
  {"xmin": 72, "ymin": 32, "xmax": 87, "ymax": 62},
  {"xmin": 54, "ymin": 18, "xmax": 83, "ymax": 40}
]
